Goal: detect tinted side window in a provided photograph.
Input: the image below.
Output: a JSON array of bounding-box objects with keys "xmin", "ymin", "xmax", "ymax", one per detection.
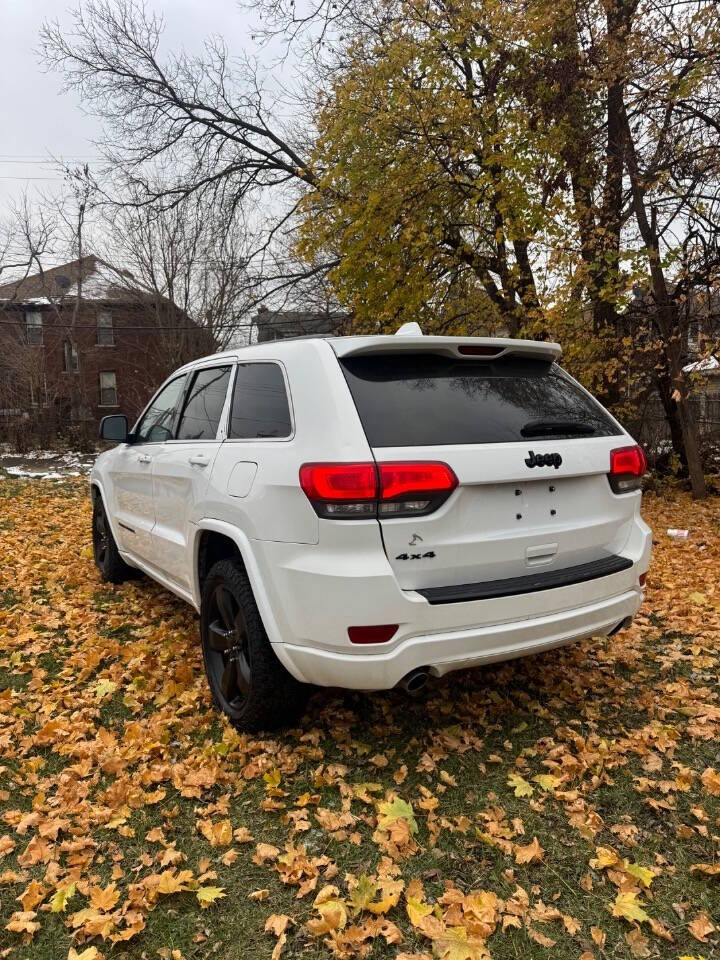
[
  {"xmin": 135, "ymin": 375, "xmax": 187, "ymax": 443},
  {"xmin": 176, "ymin": 366, "xmax": 232, "ymax": 440},
  {"xmin": 229, "ymin": 363, "xmax": 292, "ymax": 439},
  {"xmin": 339, "ymin": 354, "xmax": 621, "ymax": 446}
]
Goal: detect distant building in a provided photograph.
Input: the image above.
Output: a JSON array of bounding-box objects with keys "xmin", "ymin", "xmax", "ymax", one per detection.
[
  {"xmin": 0, "ymin": 254, "xmax": 210, "ymax": 442},
  {"xmin": 254, "ymin": 306, "xmax": 350, "ymax": 343}
]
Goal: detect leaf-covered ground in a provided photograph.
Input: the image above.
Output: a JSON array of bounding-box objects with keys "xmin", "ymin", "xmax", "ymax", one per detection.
[{"xmin": 1, "ymin": 477, "xmax": 719, "ymax": 960}]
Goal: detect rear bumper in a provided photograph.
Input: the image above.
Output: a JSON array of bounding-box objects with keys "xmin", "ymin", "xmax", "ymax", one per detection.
[
  {"xmin": 252, "ymin": 511, "xmax": 651, "ymax": 690},
  {"xmin": 274, "ymin": 587, "xmax": 642, "ymax": 689}
]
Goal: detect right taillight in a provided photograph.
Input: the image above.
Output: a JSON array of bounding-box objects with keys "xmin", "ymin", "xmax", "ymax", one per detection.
[
  {"xmin": 377, "ymin": 461, "xmax": 457, "ymax": 517},
  {"xmin": 299, "ymin": 460, "xmax": 457, "ymax": 519},
  {"xmin": 608, "ymin": 444, "xmax": 646, "ymax": 494}
]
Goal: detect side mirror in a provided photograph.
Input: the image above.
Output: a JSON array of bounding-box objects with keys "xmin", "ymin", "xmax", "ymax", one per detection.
[{"xmin": 99, "ymin": 414, "xmax": 130, "ymax": 443}]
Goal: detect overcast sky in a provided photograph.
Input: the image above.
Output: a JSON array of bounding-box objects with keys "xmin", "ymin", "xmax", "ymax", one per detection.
[{"xmin": 0, "ymin": 0, "xmax": 268, "ymax": 218}]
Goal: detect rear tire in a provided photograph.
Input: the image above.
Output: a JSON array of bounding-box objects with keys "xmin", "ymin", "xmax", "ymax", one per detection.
[
  {"xmin": 92, "ymin": 493, "xmax": 135, "ymax": 584},
  {"xmin": 200, "ymin": 558, "xmax": 308, "ymax": 732}
]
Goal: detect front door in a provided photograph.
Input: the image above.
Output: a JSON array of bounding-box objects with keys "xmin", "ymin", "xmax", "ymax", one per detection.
[
  {"xmin": 150, "ymin": 364, "xmax": 233, "ymax": 587},
  {"xmin": 109, "ymin": 374, "xmax": 188, "ymax": 563}
]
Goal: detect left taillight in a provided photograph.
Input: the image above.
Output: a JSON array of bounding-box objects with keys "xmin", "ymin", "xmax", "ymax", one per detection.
[
  {"xmin": 299, "ymin": 461, "xmax": 457, "ymax": 519},
  {"xmin": 299, "ymin": 462, "xmax": 378, "ymax": 518},
  {"xmin": 608, "ymin": 444, "xmax": 647, "ymax": 494}
]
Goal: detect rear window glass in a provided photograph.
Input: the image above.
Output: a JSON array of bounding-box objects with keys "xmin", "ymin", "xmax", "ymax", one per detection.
[{"xmin": 339, "ymin": 353, "xmax": 621, "ymax": 446}]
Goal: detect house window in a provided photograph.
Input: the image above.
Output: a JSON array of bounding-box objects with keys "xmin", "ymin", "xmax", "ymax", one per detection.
[
  {"xmin": 26, "ymin": 310, "xmax": 43, "ymax": 345},
  {"xmin": 63, "ymin": 340, "xmax": 79, "ymax": 373},
  {"xmin": 97, "ymin": 310, "xmax": 114, "ymax": 346},
  {"xmin": 99, "ymin": 371, "xmax": 118, "ymax": 407}
]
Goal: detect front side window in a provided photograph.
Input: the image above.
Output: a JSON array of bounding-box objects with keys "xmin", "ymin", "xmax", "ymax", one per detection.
[
  {"xmin": 176, "ymin": 366, "xmax": 232, "ymax": 440},
  {"xmin": 63, "ymin": 340, "xmax": 79, "ymax": 373},
  {"xmin": 229, "ymin": 362, "xmax": 292, "ymax": 439},
  {"xmin": 99, "ymin": 371, "xmax": 118, "ymax": 406},
  {"xmin": 26, "ymin": 310, "xmax": 43, "ymax": 345},
  {"xmin": 135, "ymin": 375, "xmax": 187, "ymax": 443},
  {"xmin": 97, "ymin": 310, "xmax": 114, "ymax": 346}
]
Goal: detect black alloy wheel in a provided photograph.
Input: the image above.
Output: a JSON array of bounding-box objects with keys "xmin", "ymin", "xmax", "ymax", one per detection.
[
  {"xmin": 205, "ymin": 582, "xmax": 252, "ymax": 715},
  {"xmin": 200, "ymin": 558, "xmax": 309, "ymax": 731}
]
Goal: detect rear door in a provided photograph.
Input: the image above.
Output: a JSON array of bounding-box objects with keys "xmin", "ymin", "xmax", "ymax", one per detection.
[{"xmin": 337, "ymin": 346, "xmax": 633, "ymax": 592}]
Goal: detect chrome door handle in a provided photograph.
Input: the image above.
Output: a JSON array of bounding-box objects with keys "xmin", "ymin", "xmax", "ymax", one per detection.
[
  {"xmin": 136, "ymin": 453, "xmax": 152, "ymax": 464},
  {"xmin": 188, "ymin": 454, "xmax": 210, "ymax": 466}
]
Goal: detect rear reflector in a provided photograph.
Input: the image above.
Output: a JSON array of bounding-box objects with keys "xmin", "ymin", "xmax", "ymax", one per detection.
[
  {"xmin": 639, "ymin": 572, "xmax": 647, "ymax": 587},
  {"xmin": 299, "ymin": 461, "xmax": 457, "ymax": 519},
  {"xmin": 348, "ymin": 624, "xmax": 398, "ymax": 644},
  {"xmin": 608, "ymin": 444, "xmax": 647, "ymax": 493}
]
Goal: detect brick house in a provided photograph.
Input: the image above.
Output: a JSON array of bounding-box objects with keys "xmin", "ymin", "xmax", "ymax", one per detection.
[
  {"xmin": 254, "ymin": 305, "xmax": 350, "ymax": 342},
  {"xmin": 0, "ymin": 255, "xmax": 212, "ymax": 444}
]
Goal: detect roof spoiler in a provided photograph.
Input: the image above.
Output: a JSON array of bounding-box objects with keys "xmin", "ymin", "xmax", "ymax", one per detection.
[{"xmin": 331, "ymin": 335, "xmax": 562, "ymax": 362}]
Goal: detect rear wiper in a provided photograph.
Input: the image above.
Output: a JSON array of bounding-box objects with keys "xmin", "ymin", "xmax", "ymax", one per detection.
[{"xmin": 521, "ymin": 419, "xmax": 597, "ymax": 437}]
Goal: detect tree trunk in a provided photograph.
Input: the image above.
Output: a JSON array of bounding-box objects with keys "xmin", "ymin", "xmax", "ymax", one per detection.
[
  {"xmin": 622, "ymin": 111, "xmax": 707, "ymax": 498},
  {"xmin": 654, "ymin": 370, "xmax": 686, "ymax": 464}
]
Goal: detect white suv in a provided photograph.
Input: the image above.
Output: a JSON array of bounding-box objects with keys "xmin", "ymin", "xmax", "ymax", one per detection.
[{"xmin": 91, "ymin": 334, "xmax": 651, "ymax": 730}]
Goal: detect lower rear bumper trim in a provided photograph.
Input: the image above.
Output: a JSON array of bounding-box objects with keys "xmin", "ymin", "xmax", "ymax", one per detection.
[{"xmin": 417, "ymin": 553, "xmax": 633, "ymax": 605}]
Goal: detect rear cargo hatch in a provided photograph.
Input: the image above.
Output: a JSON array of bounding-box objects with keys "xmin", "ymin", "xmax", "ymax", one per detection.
[{"xmin": 336, "ymin": 345, "xmax": 635, "ymax": 593}]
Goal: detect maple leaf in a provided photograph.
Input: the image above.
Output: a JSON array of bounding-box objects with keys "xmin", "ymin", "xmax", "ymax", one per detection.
[
  {"xmin": 50, "ymin": 882, "xmax": 76, "ymax": 913},
  {"xmin": 624, "ymin": 861, "xmax": 655, "ymax": 888},
  {"xmin": 17, "ymin": 879, "xmax": 47, "ymax": 911},
  {"xmin": 89, "ymin": 882, "xmax": 120, "ymax": 911},
  {"xmin": 507, "ymin": 774, "xmax": 533, "ymax": 797},
  {"xmin": 377, "ymin": 797, "xmax": 418, "ymax": 835},
  {"xmin": 433, "ymin": 925, "xmax": 490, "ymax": 960},
  {"xmin": 700, "ymin": 768, "xmax": 720, "ymax": 796},
  {"xmin": 265, "ymin": 914, "xmax": 293, "ymax": 936},
  {"xmin": 0, "ymin": 834, "xmax": 16, "ymax": 858},
  {"xmin": 514, "ymin": 836, "xmax": 545, "ymax": 864},
  {"xmin": 532, "ymin": 774, "xmax": 560, "ymax": 792},
  {"xmin": 5, "ymin": 910, "xmax": 41, "ymax": 936},
  {"xmin": 611, "ymin": 891, "xmax": 651, "ymax": 924},
  {"xmin": 196, "ymin": 818, "xmax": 232, "ymax": 847},
  {"xmin": 690, "ymin": 863, "xmax": 720, "ymax": 876},
  {"xmin": 407, "ymin": 896, "xmax": 433, "ymax": 928},
  {"xmin": 349, "ymin": 874, "xmax": 379, "ymax": 913},
  {"xmin": 689, "ymin": 911, "xmax": 716, "ymax": 942},
  {"xmin": 94, "ymin": 679, "xmax": 117, "ymax": 698},
  {"xmin": 196, "ymin": 886, "xmax": 226, "ymax": 909},
  {"xmin": 156, "ymin": 869, "xmax": 193, "ymax": 895},
  {"xmin": 68, "ymin": 949, "xmax": 103, "ymax": 960},
  {"xmin": 625, "ymin": 926, "xmax": 651, "ymax": 957}
]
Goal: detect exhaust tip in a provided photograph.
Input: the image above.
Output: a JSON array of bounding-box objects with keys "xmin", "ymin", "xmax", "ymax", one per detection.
[
  {"xmin": 607, "ymin": 616, "xmax": 632, "ymax": 637},
  {"xmin": 398, "ymin": 667, "xmax": 430, "ymax": 694}
]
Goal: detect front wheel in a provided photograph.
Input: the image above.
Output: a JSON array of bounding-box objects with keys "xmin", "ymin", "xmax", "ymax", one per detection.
[
  {"xmin": 92, "ymin": 493, "xmax": 135, "ymax": 584},
  {"xmin": 200, "ymin": 558, "xmax": 308, "ymax": 732}
]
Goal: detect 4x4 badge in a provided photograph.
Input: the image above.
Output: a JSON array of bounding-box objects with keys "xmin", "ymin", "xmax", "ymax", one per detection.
[{"xmin": 525, "ymin": 450, "xmax": 562, "ymax": 469}]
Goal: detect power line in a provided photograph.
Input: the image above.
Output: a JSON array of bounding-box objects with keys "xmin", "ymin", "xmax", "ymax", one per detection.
[{"xmin": 0, "ymin": 315, "xmax": 337, "ymax": 331}]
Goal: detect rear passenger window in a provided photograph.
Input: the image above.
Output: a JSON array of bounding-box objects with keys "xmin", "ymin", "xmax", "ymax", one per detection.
[
  {"xmin": 176, "ymin": 366, "xmax": 231, "ymax": 440},
  {"xmin": 229, "ymin": 363, "xmax": 292, "ymax": 439}
]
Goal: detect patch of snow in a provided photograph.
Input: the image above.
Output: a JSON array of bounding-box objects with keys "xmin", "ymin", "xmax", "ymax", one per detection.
[{"xmin": 683, "ymin": 355, "xmax": 719, "ymax": 373}]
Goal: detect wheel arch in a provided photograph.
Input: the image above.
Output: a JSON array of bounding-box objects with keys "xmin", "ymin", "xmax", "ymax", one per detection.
[{"xmin": 192, "ymin": 521, "xmax": 283, "ymax": 645}]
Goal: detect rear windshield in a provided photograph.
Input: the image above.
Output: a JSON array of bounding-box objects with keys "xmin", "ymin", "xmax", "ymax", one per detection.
[{"xmin": 339, "ymin": 353, "xmax": 621, "ymax": 446}]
